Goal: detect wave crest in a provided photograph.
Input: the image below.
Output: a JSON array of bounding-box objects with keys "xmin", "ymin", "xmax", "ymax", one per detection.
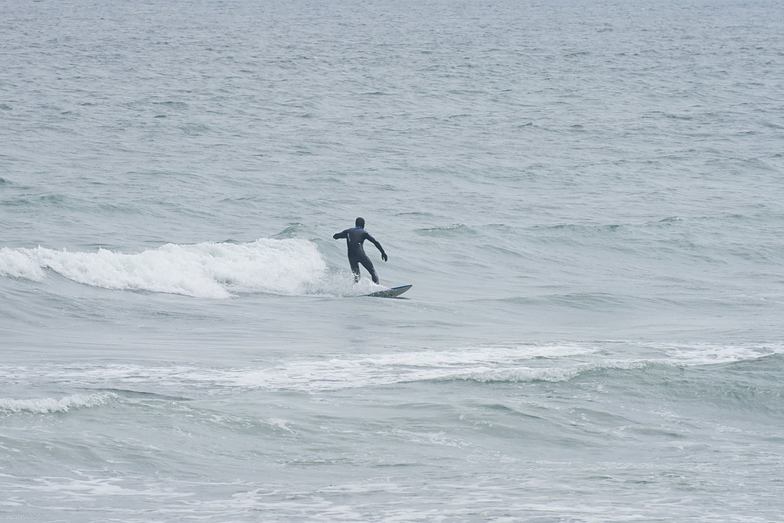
[
  {"xmin": 0, "ymin": 239, "xmax": 327, "ymax": 298},
  {"xmin": 0, "ymin": 392, "xmax": 117, "ymax": 414}
]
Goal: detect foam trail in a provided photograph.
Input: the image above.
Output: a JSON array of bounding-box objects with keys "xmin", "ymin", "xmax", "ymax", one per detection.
[
  {"xmin": 0, "ymin": 240, "xmax": 327, "ymax": 298},
  {"xmin": 309, "ymin": 271, "xmax": 388, "ymax": 297}
]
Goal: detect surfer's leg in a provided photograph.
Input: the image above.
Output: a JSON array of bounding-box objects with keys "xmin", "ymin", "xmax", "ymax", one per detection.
[
  {"xmin": 359, "ymin": 255, "xmax": 378, "ymax": 284},
  {"xmin": 349, "ymin": 257, "xmax": 360, "ymax": 283}
]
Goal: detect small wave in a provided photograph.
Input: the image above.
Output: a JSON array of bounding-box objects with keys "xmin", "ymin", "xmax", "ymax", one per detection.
[
  {"xmin": 394, "ymin": 211, "xmax": 437, "ymax": 219},
  {"xmin": 217, "ymin": 343, "xmax": 784, "ymax": 391},
  {"xmin": 415, "ymin": 223, "xmax": 476, "ymax": 237},
  {"xmin": 0, "ymin": 345, "xmax": 599, "ymax": 393},
  {"xmin": 151, "ymin": 100, "xmax": 188, "ymax": 109},
  {"xmin": 0, "ymin": 392, "xmax": 117, "ymax": 414},
  {"xmin": 664, "ymin": 112, "xmax": 694, "ymax": 120},
  {"xmin": 273, "ymin": 222, "xmax": 306, "ymax": 239},
  {"xmin": 532, "ymin": 222, "xmax": 624, "ymax": 233},
  {"xmin": 2, "ymin": 194, "xmax": 67, "ymax": 207},
  {"xmin": 662, "ymin": 343, "xmax": 781, "ymax": 366},
  {"xmin": 546, "ymin": 292, "xmax": 626, "ymax": 309},
  {"xmin": 0, "ymin": 239, "xmax": 327, "ymax": 298},
  {"xmin": 438, "ymin": 360, "xmax": 653, "ymax": 385},
  {"xmin": 96, "ymin": 388, "xmax": 190, "ymax": 401},
  {"xmin": 218, "ymin": 344, "xmax": 601, "ymax": 391},
  {"xmin": 178, "ymin": 122, "xmax": 210, "ymax": 136},
  {"xmin": 483, "ymin": 293, "xmax": 628, "ymax": 310},
  {"xmin": 4, "ymin": 344, "xmax": 780, "ymax": 395}
]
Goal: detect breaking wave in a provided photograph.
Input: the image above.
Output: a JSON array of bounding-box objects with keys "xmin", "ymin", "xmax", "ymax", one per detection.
[
  {"xmin": 0, "ymin": 239, "xmax": 328, "ymax": 298},
  {"xmin": 0, "ymin": 392, "xmax": 118, "ymax": 414}
]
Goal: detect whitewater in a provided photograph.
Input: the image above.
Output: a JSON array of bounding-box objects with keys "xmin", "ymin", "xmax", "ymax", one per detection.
[
  {"xmin": 2, "ymin": 0, "xmax": 783, "ymax": 521},
  {"xmin": 0, "ymin": 240, "xmax": 331, "ymax": 298}
]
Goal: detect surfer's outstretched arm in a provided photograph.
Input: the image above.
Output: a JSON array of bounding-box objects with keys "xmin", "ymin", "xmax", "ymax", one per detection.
[
  {"xmin": 333, "ymin": 230, "xmax": 348, "ymax": 239},
  {"xmin": 365, "ymin": 233, "xmax": 388, "ymax": 262}
]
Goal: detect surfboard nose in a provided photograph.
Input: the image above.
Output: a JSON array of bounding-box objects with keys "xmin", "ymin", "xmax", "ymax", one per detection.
[{"xmin": 366, "ymin": 284, "xmax": 412, "ymax": 298}]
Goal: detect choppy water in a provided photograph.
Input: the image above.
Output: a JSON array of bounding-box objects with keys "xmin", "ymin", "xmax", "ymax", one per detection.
[{"xmin": 2, "ymin": 0, "xmax": 783, "ymax": 521}]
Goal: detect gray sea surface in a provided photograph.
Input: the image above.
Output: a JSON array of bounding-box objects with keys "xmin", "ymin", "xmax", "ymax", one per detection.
[{"xmin": 1, "ymin": 0, "xmax": 783, "ymax": 521}]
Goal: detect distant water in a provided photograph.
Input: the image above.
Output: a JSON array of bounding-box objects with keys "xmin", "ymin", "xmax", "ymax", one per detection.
[{"xmin": 2, "ymin": 0, "xmax": 783, "ymax": 521}]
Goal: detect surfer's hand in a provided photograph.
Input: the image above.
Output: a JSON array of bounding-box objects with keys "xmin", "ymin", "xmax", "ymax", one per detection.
[
  {"xmin": 382, "ymin": 253, "xmax": 388, "ymax": 262},
  {"xmin": 332, "ymin": 234, "xmax": 339, "ymax": 239}
]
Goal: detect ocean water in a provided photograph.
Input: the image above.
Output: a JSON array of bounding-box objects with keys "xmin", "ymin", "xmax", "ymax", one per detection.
[{"xmin": 2, "ymin": 0, "xmax": 783, "ymax": 520}]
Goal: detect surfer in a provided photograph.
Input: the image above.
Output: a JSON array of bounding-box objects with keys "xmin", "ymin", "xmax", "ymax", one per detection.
[{"xmin": 333, "ymin": 217, "xmax": 387, "ymax": 283}]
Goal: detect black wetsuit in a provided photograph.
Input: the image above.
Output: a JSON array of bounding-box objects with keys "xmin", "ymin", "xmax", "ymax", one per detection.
[{"xmin": 333, "ymin": 227, "xmax": 386, "ymax": 283}]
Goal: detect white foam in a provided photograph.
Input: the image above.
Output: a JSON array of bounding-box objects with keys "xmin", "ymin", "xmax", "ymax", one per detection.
[
  {"xmin": 214, "ymin": 343, "xmax": 601, "ymax": 391},
  {"xmin": 661, "ymin": 343, "xmax": 782, "ymax": 365},
  {"xmin": 266, "ymin": 418, "xmax": 295, "ymax": 433},
  {"xmin": 0, "ymin": 247, "xmax": 46, "ymax": 280},
  {"xmin": 0, "ymin": 345, "xmax": 597, "ymax": 394},
  {"xmin": 2, "ymin": 343, "xmax": 779, "ymax": 395},
  {"xmin": 0, "ymin": 392, "xmax": 117, "ymax": 414},
  {"xmin": 0, "ymin": 239, "xmax": 327, "ymax": 298},
  {"xmin": 171, "ymin": 342, "xmax": 780, "ymax": 391},
  {"xmin": 25, "ymin": 476, "xmax": 187, "ymax": 499}
]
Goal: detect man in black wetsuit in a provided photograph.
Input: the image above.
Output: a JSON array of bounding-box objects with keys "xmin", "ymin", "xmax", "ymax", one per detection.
[{"xmin": 333, "ymin": 217, "xmax": 388, "ymax": 283}]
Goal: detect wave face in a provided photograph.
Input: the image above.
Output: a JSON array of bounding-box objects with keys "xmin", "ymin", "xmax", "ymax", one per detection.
[{"xmin": 0, "ymin": 240, "xmax": 327, "ymax": 298}]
